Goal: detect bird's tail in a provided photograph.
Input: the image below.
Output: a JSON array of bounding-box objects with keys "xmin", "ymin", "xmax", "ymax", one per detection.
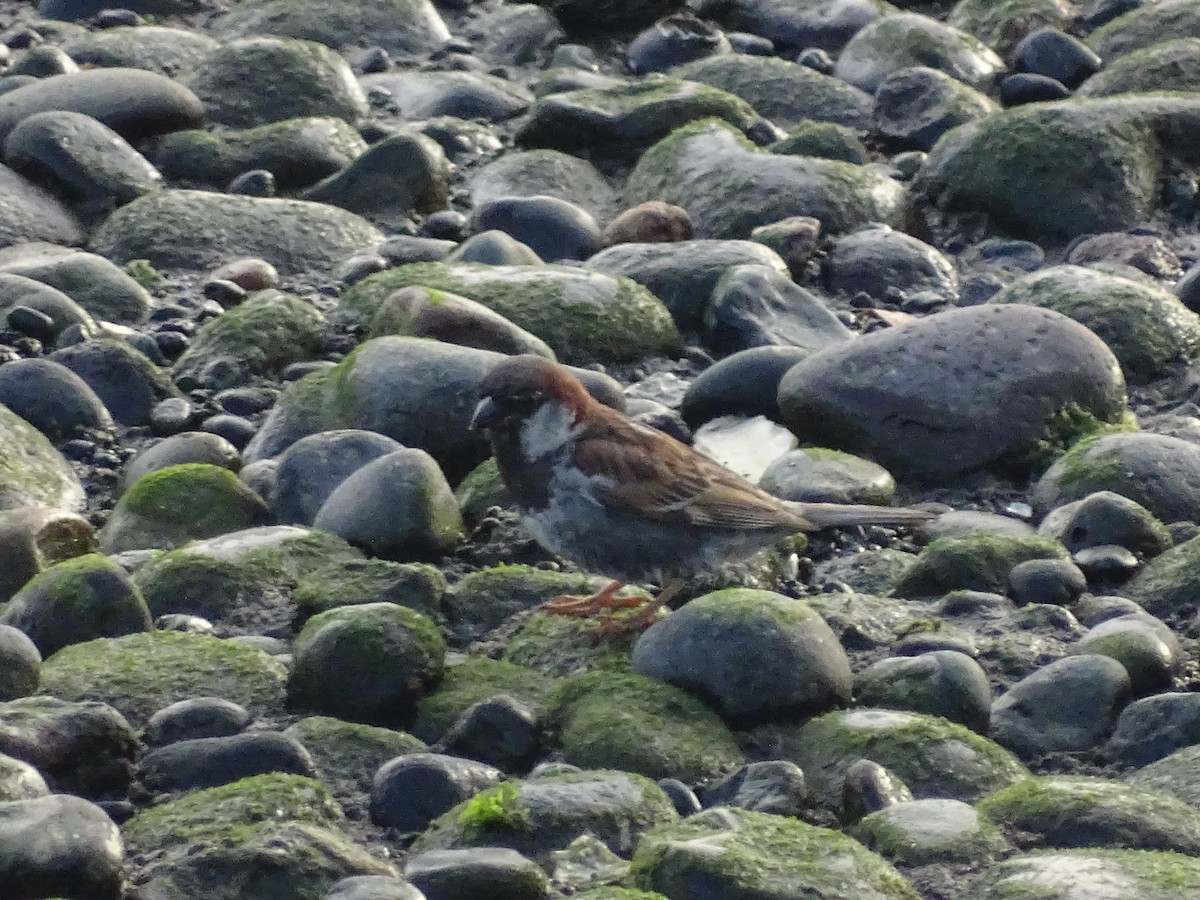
[{"xmin": 787, "ymin": 501, "xmax": 935, "ymax": 530}]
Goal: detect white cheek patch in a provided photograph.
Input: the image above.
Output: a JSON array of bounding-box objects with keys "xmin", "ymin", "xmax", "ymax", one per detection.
[{"xmin": 520, "ymin": 402, "xmax": 582, "ymax": 460}]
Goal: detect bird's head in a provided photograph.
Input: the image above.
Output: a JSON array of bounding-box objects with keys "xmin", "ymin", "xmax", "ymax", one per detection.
[{"xmin": 470, "ymin": 355, "xmax": 593, "ymax": 453}]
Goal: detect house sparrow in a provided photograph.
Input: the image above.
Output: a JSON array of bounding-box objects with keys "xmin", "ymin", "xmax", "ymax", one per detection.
[{"xmin": 470, "ymin": 355, "xmax": 932, "ymax": 625}]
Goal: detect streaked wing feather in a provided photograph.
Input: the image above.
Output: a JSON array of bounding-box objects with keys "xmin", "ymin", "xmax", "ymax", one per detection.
[{"xmin": 572, "ymin": 414, "xmax": 805, "ymax": 530}]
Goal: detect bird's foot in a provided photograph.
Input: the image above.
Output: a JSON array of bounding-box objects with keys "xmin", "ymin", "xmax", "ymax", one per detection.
[
  {"xmin": 586, "ymin": 598, "xmax": 667, "ymax": 643},
  {"xmin": 542, "ymin": 580, "xmax": 642, "ymax": 617}
]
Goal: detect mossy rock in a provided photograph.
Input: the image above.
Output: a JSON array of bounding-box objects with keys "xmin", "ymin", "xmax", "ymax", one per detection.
[
  {"xmin": 948, "ymin": 0, "xmax": 1073, "ymax": 56},
  {"xmin": 100, "ymin": 464, "xmax": 272, "ymax": 553},
  {"xmin": 214, "ymin": 0, "xmax": 450, "ymax": 55},
  {"xmin": 849, "ymin": 798, "xmax": 1009, "ymax": 866},
  {"xmin": 574, "ymin": 890, "xmax": 668, "ymax": 900},
  {"xmin": 1088, "ymin": 0, "xmax": 1200, "ymax": 57},
  {"xmin": 772, "ymin": 120, "xmax": 870, "ymax": 163},
  {"xmin": 90, "ymin": 188, "xmax": 384, "ymax": 276},
  {"xmin": 58, "ymin": 24, "xmax": 217, "ymax": 76},
  {"xmin": 155, "ymin": 117, "xmax": 367, "ymax": 188},
  {"xmin": 172, "ymin": 290, "xmax": 326, "ymax": 390},
  {"xmin": 0, "ymin": 402, "xmax": 85, "ymax": 512},
  {"xmin": 894, "ymin": 532, "xmax": 1066, "ymax": 597},
  {"xmin": 1079, "ymin": 39, "xmax": 1200, "ymax": 97},
  {"xmin": 184, "ymin": 36, "xmax": 368, "ymax": 128},
  {"xmin": 503, "ymin": 609, "xmax": 647, "ymax": 678},
  {"xmin": 413, "ymin": 769, "xmax": 678, "ymax": 863},
  {"xmin": 293, "ymin": 558, "xmax": 446, "ymax": 626},
  {"xmin": 339, "ymin": 262, "xmax": 680, "ymax": 365},
  {"xmin": 283, "ymin": 715, "xmax": 426, "ymax": 791},
  {"xmin": 780, "ymin": 708, "xmax": 1029, "ymax": 808},
  {"xmin": 516, "ymin": 76, "xmax": 758, "ymax": 158},
  {"xmin": 674, "ymin": 54, "xmax": 872, "ymax": 130},
  {"xmin": 454, "ymin": 457, "xmax": 511, "ymax": 525},
  {"xmin": 37, "ymin": 630, "xmax": 288, "ymax": 728},
  {"xmin": 1122, "ymin": 533, "xmax": 1200, "ymax": 617},
  {"xmin": 545, "ymin": 669, "xmax": 744, "ymax": 783},
  {"xmin": 470, "ymin": 149, "xmax": 619, "ymax": 223},
  {"xmin": 990, "ymin": 265, "xmax": 1200, "ymax": 383},
  {"xmin": 289, "ymin": 602, "xmax": 446, "ymax": 725},
  {"xmin": 631, "ymin": 806, "xmax": 920, "ymax": 900},
  {"xmin": 412, "ymin": 657, "xmax": 556, "ymax": 744},
  {"xmin": 123, "ymin": 773, "xmax": 395, "ymax": 898},
  {"xmin": 915, "ymin": 95, "xmax": 1200, "ymax": 242},
  {"xmin": 978, "ymin": 776, "xmax": 1200, "ymax": 854},
  {"xmin": 970, "ymin": 848, "xmax": 1200, "ymax": 900},
  {"xmin": 625, "ymin": 118, "xmax": 906, "ymax": 240},
  {"xmin": 0, "ymin": 245, "xmax": 151, "ymax": 325},
  {"xmin": 0, "ymin": 553, "xmax": 152, "ymax": 657}
]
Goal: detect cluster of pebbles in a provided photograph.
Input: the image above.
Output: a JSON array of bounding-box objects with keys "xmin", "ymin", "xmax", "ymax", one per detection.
[{"xmin": 6, "ymin": 0, "xmax": 1200, "ymax": 898}]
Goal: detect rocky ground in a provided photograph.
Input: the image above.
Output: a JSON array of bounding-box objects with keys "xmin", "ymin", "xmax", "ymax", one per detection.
[{"xmin": 6, "ymin": 0, "xmax": 1200, "ymax": 898}]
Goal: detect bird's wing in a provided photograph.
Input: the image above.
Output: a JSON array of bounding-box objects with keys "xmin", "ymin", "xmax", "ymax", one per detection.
[{"xmin": 572, "ymin": 413, "xmax": 807, "ymax": 530}]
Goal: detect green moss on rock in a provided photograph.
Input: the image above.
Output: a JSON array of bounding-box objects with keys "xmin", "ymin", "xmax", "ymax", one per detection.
[
  {"xmin": 895, "ymin": 532, "xmax": 1066, "ymax": 597},
  {"xmin": 293, "ymin": 558, "xmax": 446, "ymax": 626},
  {"xmin": 0, "ymin": 402, "xmax": 85, "ymax": 512},
  {"xmin": 412, "ymin": 657, "xmax": 555, "ymax": 743}
]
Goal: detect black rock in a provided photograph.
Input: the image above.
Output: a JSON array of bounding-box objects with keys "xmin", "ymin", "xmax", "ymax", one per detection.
[
  {"xmin": 137, "ymin": 731, "xmax": 316, "ymax": 793},
  {"xmin": 999, "ymin": 73, "xmax": 1071, "ymax": 106},
  {"xmin": 440, "ymin": 694, "xmax": 541, "ymax": 773},
  {"xmin": 370, "ymin": 752, "xmax": 502, "ymax": 832},
  {"xmin": 1013, "ymin": 27, "xmax": 1102, "ymax": 89},
  {"xmin": 143, "ymin": 697, "xmax": 251, "ymax": 747}
]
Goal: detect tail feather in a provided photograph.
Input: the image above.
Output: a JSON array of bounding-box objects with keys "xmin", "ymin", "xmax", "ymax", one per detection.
[{"xmin": 788, "ymin": 501, "xmax": 935, "ymax": 530}]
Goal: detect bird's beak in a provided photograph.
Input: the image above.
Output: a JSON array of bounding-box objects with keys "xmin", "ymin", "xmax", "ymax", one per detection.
[{"xmin": 470, "ymin": 397, "xmax": 500, "ymax": 431}]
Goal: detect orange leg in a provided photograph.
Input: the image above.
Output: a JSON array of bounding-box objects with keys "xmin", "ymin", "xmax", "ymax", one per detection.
[
  {"xmin": 543, "ymin": 580, "xmax": 642, "ymax": 617},
  {"xmin": 587, "ymin": 579, "xmax": 685, "ymax": 639}
]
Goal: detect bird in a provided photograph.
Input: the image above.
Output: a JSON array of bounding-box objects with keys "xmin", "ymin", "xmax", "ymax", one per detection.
[{"xmin": 469, "ymin": 354, "xmax": 933, "ymax": 629}]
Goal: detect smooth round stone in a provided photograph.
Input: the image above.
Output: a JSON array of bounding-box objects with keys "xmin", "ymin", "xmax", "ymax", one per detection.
[
  {"xmin": 1013, "ymin": 27, "xmax": 1102, "ymax": 89},
  {"xmin": 0, "ymin": 751, "xmax": 49, "ymax": 801},
  {"xmin": 990, "ymin": 655, "xmax": 1132, "ymax": 759},
  {"xmin": 3, "ymin": 109, "xmax": 161, "ymax": 215},
  {"xmin": 445, "ymin": 231, "xmax": 543, "ymax": 266},
  {"xmin": 0, "ymin": 67, "xmax": 203, "ymax": 143},
  {"xmin": 824, "ymin": 225, "xmax": 958, "ymax": 304},
  {"xmin": 312, "ymin": 449, "xmax": 462, "ymax": 560},
  {"xmin": 1038, "ymin": 490, "xmax": 1172, "ymax": 557},
  {"xmin": 50, "ymin": 338, "xmax": 177, "ymax": 427},
  {"xmin": 0, "ymin": 624, "xmax": 40, "ymax": 701},
  {"xmin": 143, "ymin": 697, "xmax": 251, "ymax": 747},
  {"xmin": 378, "ymin": 235, "xmax": 455, "ymax": 266},
  {"xmin": 406, "ymin": 848, "xmax": 548, "ymax": 900},
  {"xmin": 855, "ymin": 650, "xmax": 992, "ymax": 732},
  {"xmin": 359, "ymin": 70, "xmax": 532, "ymax": 122},
  {"xmin": 842, "ymin": 759, "xmax": 913, "ymax": 823},
  {"xmin": 658, "ymin": 777, "xmax": 702, "ymax": 816},
  {"xmin": 370, "ymin": 752, "xmax": 502, "ymax": 831},
  {"xmin": 59, "ymin": 24, "xmax": 217, "ymax": 76},
  {"xmin": 473, "ymin": 195, "xmax": 600, "ymax": 262},
  {"xmin": 760, "ymin": 448, "xmax": 894, "ymax": 505},
  {"xmin": 137, "ymin": 731, "xmax": 316, "ymax": 793},
  {"xmin": 215, "ymin": 387, "xmax": 276, "ymax": 416},
  {"xmin": 680, "ymin": 345, "xmax": 809, "ymax": 427},
  {"xmin": 698, "ymin": 0, "xmax": 881, "ymax": 53},
  {"xmin": 1074, "ymin": 613, "xmax": 1180, "ymax": 695},
  {"xmin": 272, "ymin": 430, "xmax": 402, "ymax": 526},
  {"xmin": 632, "ymin": 589, "xmax": 852, "ymax": 726},
  {"xmin": 289, "ymin": 602, "xmax": 445, "ymax": 724},
  {"xmin": 469, "ymin": 149, "xmax": 617, "ymax": 225},
  {"xmin": 150, "ymin": 396, "xmax": 197, "ymax": 434},
  {"xmin": 0, "ymin": 245, "xmax": 150, "ymax": 325},
  {"xmin": 421, "ymin": 209, "xmax": 468, "ymax": 240},
  {"xmin": 0, "ymin": 273, "xmax": 96, "ymax": 337},
  {"xmin": 209, "ymin": 257, "xmax": 278, "ymax": 292},
  {"xmin": 440, "ymin": 695, "xmax": 541, "ymax": 773},
  {"xmin": 772, "ymin": 120, "xmax": 867, "ymax": 163},
  {"xmin": 7, "ymin": 305, "xmax": 55, "ymax": 341},
  {"xmin": 1176, "ymin": 264, "xmax": 1200, "ymax": 312},
  {"xmin": 0, "ymin": 357, "xmax": 113, "ymax": 439},
  {"xmin": 749, "ymin": 215, "xmax": 820, "ymax": 278},
  {"xmin": 0, "ymin": 506, "xmax": 96, "ymax": 604},
  {"xmin": 1066, "ymin": 232, "xmax": 1182, "ymax": 278},
  {"xmin": 8, "ymin": 45, "xmax": 78, "ymax": 78},
  {"xmin": 368, "ymin": 286, "xmax": 554, "ymax": 359},
  {"xmin": 200, "ymin": 413, "xmax": 256, "ymax": 449},
  {"xmin": 1107, "ymin": 692, "xmax": 1200, "ymax": 767},
  {"xmin": 600, "ymin": 201, "xmax": 692, "ymax": 247},
  {"xmin": 700, "ymin": 760, "xmax": 807, "ymax": 816},
  {"xmin": 1007, "ymin": 558, "xmax": 1088, "ymax": 607},
  {"xmin": 999, "ymin": 73, "xmax": 1071, "ymax": 106},
  {"xmin": 703, "ymin": 263, "xmax": 852, "ymax": 354},
  {"xmin": 0, "ymin": 794, "xmax": 123, "ymax": 900},
  {"xmin": 873, "ymin": 65, "xmax": 997, "ymax": 152},
  {"xmin": 627, "ymin": 13, "xmax": 730, "ymax": 74},
  {"xmin": 225, "ymin": 169, "xmax": 273, "ymax": 197}
]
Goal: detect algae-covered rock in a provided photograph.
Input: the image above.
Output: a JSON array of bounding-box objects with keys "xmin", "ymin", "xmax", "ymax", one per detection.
[
  {"xmin": 516, "ymin": 76, "xmax": 758, "ymax": 158},
  {"xmin": 0, "ymin": 402, "xmax": 85, "ymax": 512},
  {"xmin": 948, "ymin": 0, "xmax": 1074, "ymax": 55},
  {"xmin": 990, "ymin": 265, "xmax": 1200, "ymax": 383},
  {"xmin": 172, "ymin": 290, "xmax": 325, "ymax": 390},
  {"xmin": 632, "ymin": 806, "xmax": 920, "ymax": 900},
  {"xmin": 339, "ymin": 263, "xmax": 680, "ymax": 365},
  {"xmin": 294, "ymin": 558, "xmax": 445, "ymax": 625},
  {"xmin": 0, "ymin": 244, "xmax": 151, "ymax": 325},
  {"xmin": 978, "ymin": 776, "xmax": 1200, "ymax": 854},
  {"xmin": 284, "ymin": 715, "xmax": 426, "ymax": 795},
  {"xmin": 412, "ymin": 658, "xmax": 555, "ymax": 744},
  {"xmin": 100, "ymin": 464, "xmax": 271, "ymax": 553},
  {"xmin": 895, "ymin": 532, "xmax": 1066, "ymax": 597},
  {"xmin": 185, "ymin": 37, "xmax": 368, "ymax": 128},
  {"xmin": 1088, "ymin": 0, "xmax": 1200, "ymax": 57},
  {"xmin": 915, "ymin": 95, "xmax": 1200, "ymax": 242},
  {"xmin": 1122, "ymin": 533, "xmax": 1200, "ymax": 617},
  {"xmin": 625, "ymin": 119, "xmax": 906, "ymax": 239},
  {"xmin": 1079, "ymin": 38, "xmax": 1200, "ymax": 97},
  {"xmin": 38, "ymin": 630, "xmax": 288, "ymax": 727},
  {"xmin": 545, "ymin": 669, "xmax": 744, "ymax": 783},
  {"xmin": 91, "ymin": 189, "xmax": 383, "ymax": 275},
  {"xmin": 413, "ymin": 769, "xmax": 678, "ymax": 862},
  {"xmin": 0, "ymin": 553, "xmax": 151, "ymax": 657},
  {"xmin": 503, "ymin": 609, "xmax": 646, "ymax": 678},
  {"xmin": 123, "ymin": 773, "xmax": 395, "ymax": 899},
  {"xmin": 850, "ymin": 798, "xmax": 1009, "ymax": 866},
  {"xmin": 970, "ymin": 848, "xmax": 1200, "ymax": 900},
  {"xmin": 780, "ymin": 708, "xmax": 1029, "ymax": 807},
  {"xmin": 289, "ymin": 602, "xmax": 446, "ymax": 725}
]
